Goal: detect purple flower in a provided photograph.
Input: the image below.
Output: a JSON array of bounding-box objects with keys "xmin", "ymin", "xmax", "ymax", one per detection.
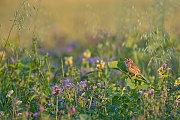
[
  {"xmin": 63, "ymin": 79, "xmax": 69, "ymax": 84},
  {"xmin": 88, "ymin": 57, "xmax": 100, "ymax": 65},
  {"xmin": 65, "ymin": 83, "xmax": 72, "ymax": 88},
  {"xmin": 79, "ymin": 81, "xmax": 87, "ymax": 89},
  {"xmin": 88, "ymin": 58, "xmax": 94, "ymax": 64},
  {"xmin": 33, "ymin": 112, "xmax": 39, "ymax": 118},
  {"xmin": 52, "ymin": 85, "xmax": 63, "ymax": 95}
]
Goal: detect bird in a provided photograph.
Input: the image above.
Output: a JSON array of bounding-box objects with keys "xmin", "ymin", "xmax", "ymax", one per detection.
[{"xmin": 124, "ymin": 58, "xmax": 150, "ymax": 83}]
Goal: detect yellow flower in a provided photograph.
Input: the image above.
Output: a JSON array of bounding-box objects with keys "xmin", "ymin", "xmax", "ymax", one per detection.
[
  {"xmin": 83, "ymin": 49, "xmax": 91, "ymax": 59},
  {"xmin": 96, "ymin": 60, "xmax": 105, "ymax": 69},
  {"xmin": 65, "ymin": 56, "xmax": 73, "ymax": 67},
  {"xmin": 174, "ymin": 77, "xmax": 180, "ymax": 86}
]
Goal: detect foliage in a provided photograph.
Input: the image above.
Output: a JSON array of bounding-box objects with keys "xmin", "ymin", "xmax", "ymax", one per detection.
[{"xmin": 0, "ymin": 0, "xmax": 180, "ymax": 120}]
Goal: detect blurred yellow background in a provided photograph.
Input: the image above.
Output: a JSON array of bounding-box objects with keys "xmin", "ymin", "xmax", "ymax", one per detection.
[{"xmin": 0, "ymin": 0, "xmax": 180, "ymax": 49}]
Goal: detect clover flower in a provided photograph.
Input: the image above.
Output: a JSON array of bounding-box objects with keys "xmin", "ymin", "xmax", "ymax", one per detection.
[
  {"xmin": 158, "ymin": 64, "xmax": 172, "ymax": 78},
  {"xmin": 78, "ymin": 81, "xmax": 87, "ymax": 89},
  {"xmin": 52, "ymin": 85, "xmax": 63, "ymax": 95},
  {"xmin": 33, "ymin": 112, "xmax": 39, "ymax": 118},
  {"xmin": 97, "ymin": 83, "xmax": 101, "ymax": 87},
  {"xmin": 175, "ymin": 100, "xmax": 179, "ymax": 107},
  {"xmin": 138, "ymin": 90, "xmax": 143, "ymax": 95},
  {"xmin": 16, "ymin": 113, "xmax": 22, "ymax": 117},
  {"xmin": 143, "ymin": 92, "xmax": 148, "ymax": 99}
]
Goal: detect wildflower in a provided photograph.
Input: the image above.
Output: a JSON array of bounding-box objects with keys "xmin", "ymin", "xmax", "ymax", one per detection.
[
  {"xmin": 161, "ymin": 91, "xmax": 167, "ymax": 97},
  {"xmin": 96, "ymin": 60, "xmax": 105, "ymax": 69},
  {"xmin": 16, "ymin": 113, "xmax": 22, "ymax": 117},
  {"xmin": 39, "ymin": 105, "xmax": 45, "ymax": 112},
  {"xmin": 174, "ymin": 77, "xmax": 180, "ymax": 86},
  {"xmin": 52, "ymin": 85, "xmax": 63, "ymax": 95},
  {"xmin": 88, "ymin": 58, "xmax": 94, "ymax": 64},
  {"xmin": 63, "ymin": 78, "xmax": 69, "ymax": 84},
  {"xmin": 175, "ymin": 100, "xmax": 179, "ymax": 107},
  {"xmin": 148, "ymin": 89, "xmax": 154, "ymax": 95},
  {"xmin": 33, "ymin": 112, "xmax": 39, "ymax": 118},
  {"xmin": 138, "ymin": 90, "xmax": 143, "ymax": 95},
  {"xmin": 157, "ymin": 66, "xmax": 163, "ymax": 72},
  {"xmin": 71, "ymin": 107, "xmax": 76, "ymax": 114},
  {"xmin": 26, "ymin": 111, "xmax": 29, "ymax": 118},
  {"xmin": 65, "ymin": 83, "xmax": 73, "ymax": 88},
  {"xmin": 83, "ymin": 49, "xmax": 91, "ymax": 59},
  {"xmin": 68, "ymin": 107, "xmax": 76, "ymax": 116},
  {"xmin": 6, "ymin": 90, "xmax": 14, "ymax": 98},
  {"xmin": 65, "ymin": 56, "xmax": 73, "ymax": 67},
  {"xmin": 97, "ymin": 83, "xmax": 101, "ymax": 87},
  {"xmin": 163, "ymin": 64, "xmax": 167, "ymax": 68},
  {"xmin": 79, "ymin": 81, "xmax": 87, "ymax": 89},
  {"xmin": 143, "ymin": 92, "xmax": 148, "ymax": 99}
]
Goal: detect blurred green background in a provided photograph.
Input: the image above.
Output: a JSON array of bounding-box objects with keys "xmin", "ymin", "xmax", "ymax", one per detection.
[{"xmin": 0, "ymin": 0, "xmax": 180, "ymax": 50}]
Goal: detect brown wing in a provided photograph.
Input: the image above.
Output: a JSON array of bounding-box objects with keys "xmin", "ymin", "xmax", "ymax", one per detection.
[{"xmin": 129, "ymin": 62, "xmax": 141, "ymax": 74}]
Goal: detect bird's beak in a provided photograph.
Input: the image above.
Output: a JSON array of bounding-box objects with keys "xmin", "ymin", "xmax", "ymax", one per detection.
[{"xmin": 124, "ymin": 58, "xmax": 127, "ymax": 62}]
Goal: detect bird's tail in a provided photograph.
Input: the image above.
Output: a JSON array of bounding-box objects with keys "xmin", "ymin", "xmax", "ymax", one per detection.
[{"xmin": 140, "ymin": 74, "xmax": 150, "ymax": 83}]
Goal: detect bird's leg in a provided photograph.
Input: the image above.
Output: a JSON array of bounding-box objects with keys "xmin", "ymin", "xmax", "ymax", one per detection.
[{"xmin": 131, "ymin": 74, "xmax": 137, "ymax": 81}]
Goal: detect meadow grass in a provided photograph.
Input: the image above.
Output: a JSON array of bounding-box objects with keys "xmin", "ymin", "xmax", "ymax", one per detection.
[{"xmin": 0, "ymin": 0, "xmax": 180, "ymax": 120}]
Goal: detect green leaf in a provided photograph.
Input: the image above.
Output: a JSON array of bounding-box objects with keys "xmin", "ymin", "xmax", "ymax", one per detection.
[
  {"xmin": 117, "ymin": 61, "xmax": 127, "ymax": 72},
  {"xmin": 125, "ymin": 78, "xmax": 135, "ymax": 89},
  {"xmin": 138, "ymin": 84, "xmax": 149, "ymax": 90},
  {"xmin": 108, "ymin": 61, "xmax": 119, "ymax": 69}
]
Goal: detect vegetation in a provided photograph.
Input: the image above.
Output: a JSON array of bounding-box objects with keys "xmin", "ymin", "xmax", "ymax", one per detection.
[{"xmin": 0, "ymin": 0, "xmax": 180, "ymax": 120}]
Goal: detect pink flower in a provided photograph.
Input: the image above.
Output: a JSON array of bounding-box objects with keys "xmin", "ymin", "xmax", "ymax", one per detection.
[
  {"xmin": 40, "ymin": 105, "xmax": 45, "ymax": 112},
  {"xmin": 52, "ymin": 85, "xmax": 63, "ymax": 95},
  {"xmin": 175, "ymin": 100, "xmax": 179, "ymax": 106},
  {"xmin": 26, "ymin": 111, "xmax": 29, "ymax": 118},
  {"xmin": 97, "ymin": 83, "xmax": 101, "ymax": 87},
  {"xmin": 138, "ymin": 90, "xmax": 143, "ymax": 95},
  {"xmin": 16, "ymin": 113, "xmax": 22, "ymax": 117},
  {"xmin": 149, "ymin": 89, "xmax": 154, "ymax": 95},
  {"xmin": 72, "ymin": 107, "xmax": 76, "ymax": 113},
  {"xmin": 163, "ymin": 64, "xmax": 167, "ymax": 68}
]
